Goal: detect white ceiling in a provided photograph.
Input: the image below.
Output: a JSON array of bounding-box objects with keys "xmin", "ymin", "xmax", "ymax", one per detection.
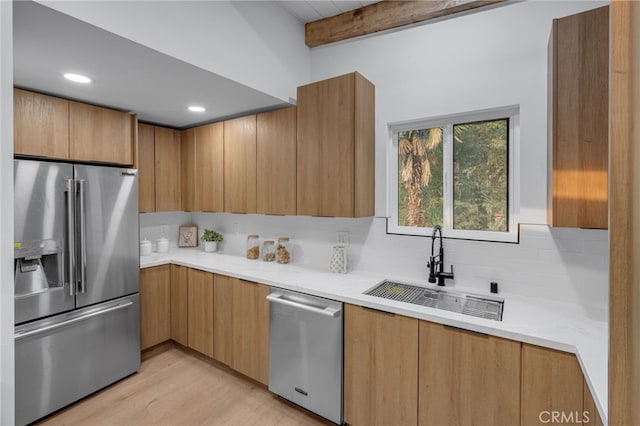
[
  {"xmin": 277, "ymin": 1, "xmax": 377, "ymax": 23},
  {"xmin": 13, "ymin": 1, "xmax": 376, "ymax": 129}
]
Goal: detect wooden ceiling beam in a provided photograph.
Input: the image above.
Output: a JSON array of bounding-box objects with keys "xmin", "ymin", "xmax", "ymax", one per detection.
[{"xmin": 305, "ymin": 0, "xmax": 507, "ymax": 48}]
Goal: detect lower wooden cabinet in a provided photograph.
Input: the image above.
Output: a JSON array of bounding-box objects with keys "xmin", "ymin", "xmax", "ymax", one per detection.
[
  {"xmin": 139, "ymin": 265, "xmax": 171, "ymax": 350},
  {"xmin": 213, "ymin": 275, "xmax": 269, "ymax": 385},
  {"xmin": 187, "ymin": 268, "xmax": 214, "ymax": 358},
  {"xmin": 170, "ymin": 265, "xmax": 188, "ymax": 346},
  {"xmin": 418, "ymin": 321, "xmax": 521, "ymax": 426},
  {"xmin": 522, "ymin": 344, "xmax": 585, "ymax": 426},
  {"xmin": 344, "ymin": 304, "xmax": 419, "ymax": 426},
  {"xmin": 583, "ymin": 379, "xmax": 604, "ymax": 426}
]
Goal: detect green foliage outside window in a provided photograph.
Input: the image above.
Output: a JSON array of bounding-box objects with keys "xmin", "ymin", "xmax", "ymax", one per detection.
[{"xmin": 396, "ymin": 118, "xmax": 509, "ymax": 233}]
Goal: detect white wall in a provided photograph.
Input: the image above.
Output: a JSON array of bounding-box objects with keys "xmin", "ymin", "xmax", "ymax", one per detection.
[
  {"xmin": 0, "ymin": 1, "xmax": 14, "ymax": 423},
  {"xmin": 37, "ymin": 0, "xmax": 310, "ymax": 103}
]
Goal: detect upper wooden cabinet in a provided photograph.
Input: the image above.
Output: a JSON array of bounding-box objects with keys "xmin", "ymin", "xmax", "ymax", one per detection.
[
  {"xmin": 139, "ymin": 265, "xmax": 171, "ymax": 351},
  {"xmin": 197, "ymin": 123, "xmax": 224, "ymax": 212},
  {"xmin": 344, "ymin": 304, "xmax": 418, "ymax": 426},
  {"xmin": 418, "ymin": 321, "xmax": 521, "ymax": 426},
  {"xmin": 138, "ymin": 123, "xmax": 156, "ymax": 213},
  {"xmin": 297, "ymin": 72, "xmax": 374, "ymax": 218},
  {"xmin": 69, "ymin": 100, "xmax": 135, "ymax": 165},
  {"xmin": 154, "ymin": 126, "xmax": 182, "ymax": 212},
  {"xmin": 548, "ymin": 6, "xmax": 609, "ymax": 229},
  {"xmin": 187, "ymin": 122, "xmax": 224, "ymax": 212},
  {"xmin": 181, "ymin": 128, "xmax": 196, "ymax": 211},
  {"xmin": 14, "ymin": 88, "xmax": 136, "ymax": 166},
  {"xmin": 257, "ymin": 107, "xmax": 297, "ymax": 215},
  {"xmin": 14, "ymin": 88, "xmax": 69, "ymax": 159},
  {"xmin": 224, "ymin": 115, "xmax": 257, "ymax": 214}
]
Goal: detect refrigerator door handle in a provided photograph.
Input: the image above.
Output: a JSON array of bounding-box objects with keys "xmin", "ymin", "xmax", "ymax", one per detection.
[
  {"xmin": 65, "ymin": 179, "xmax": 76, "ymax": 296},
  {"xmin": 14, "ymin": 301, "xmax": 133, "ymax": 341},
  {"xmin": 77, "ymin": 179, "xmax": 87, "ymax": 294}
]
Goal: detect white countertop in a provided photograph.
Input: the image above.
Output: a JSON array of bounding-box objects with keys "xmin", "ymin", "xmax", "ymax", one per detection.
[{"xmin": 141, "ymin": 248, "xmax": 608, "ymax": 423}]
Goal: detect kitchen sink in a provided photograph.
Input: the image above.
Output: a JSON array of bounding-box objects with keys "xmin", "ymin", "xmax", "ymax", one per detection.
[{"xmin": 364, "ymin": 280, "xmax": 504, "ymax": 321}]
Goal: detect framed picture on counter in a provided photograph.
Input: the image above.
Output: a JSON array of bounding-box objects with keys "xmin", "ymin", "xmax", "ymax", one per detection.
[{"xmin": 178, "ymin": 226, "xmax": 198, "ymax": 247}]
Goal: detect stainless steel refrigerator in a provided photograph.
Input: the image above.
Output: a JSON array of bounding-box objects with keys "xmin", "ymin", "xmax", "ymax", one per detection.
[{"xmin": 13, "ymin": 159, "xmax": 140, "ymax": 425}]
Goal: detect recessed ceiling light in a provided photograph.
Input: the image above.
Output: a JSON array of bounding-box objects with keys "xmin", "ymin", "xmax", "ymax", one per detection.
[
  {"xmin": 188, "ymin": 106, "xmax": 206, "ymax": 113},
  {"xmin": 64, "ymin": 73, "xmax": 92, "ymax": 83}
]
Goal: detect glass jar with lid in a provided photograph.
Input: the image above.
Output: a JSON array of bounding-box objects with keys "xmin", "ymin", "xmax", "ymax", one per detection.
[
  {"xmin": 246, "ymin": 234, "xmax": 260, "ymax": 260},
  {"xmin": 262, "ymin": 240, "xmax": 275, "ymax": 262},
  {"xmin": 276, "ymin": 237, "xmax": 292, "ymax": 264}
]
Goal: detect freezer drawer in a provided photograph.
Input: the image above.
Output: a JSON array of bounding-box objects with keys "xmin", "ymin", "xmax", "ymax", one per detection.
[
  {"xmin": 268, "ymin": 289, "xmax": 343, "ymax": 424},
  {"xmin": 15, "ymin": 294, "xmax": 140, "ymax": 425}
]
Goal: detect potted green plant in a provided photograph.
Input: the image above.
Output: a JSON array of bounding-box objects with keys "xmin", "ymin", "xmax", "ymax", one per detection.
[{"xmin": 201, "ymin": 229, "xmax": 223, "ymax": 252}]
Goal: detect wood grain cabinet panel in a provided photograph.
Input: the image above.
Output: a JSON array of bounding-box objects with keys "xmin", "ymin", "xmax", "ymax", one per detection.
[
  {"xmin": 297, "ymin": 72, "xmax": 374, "ymax": 217},
  {"xmin": 139, "ymin": 265, "xmax": 171, "ymax": 350},
  {"xmin": 137, "ymin": 123, "xmax": 156, "ymax": 213},
  {"xmin": 14, "ymin": 88, "xmax": 69, "ymax": 159},
  {"xmin": 344, "ymin": 304, "xmax": 418, "ymax": 426},
  {"xmin": 548, "ymin": 6, "xmax": 609, "ymax": 229},
  {"xmin": 154, "ymin": 126, "xmax": 182, "ymax": 211},
  {"xmin": 170, "ymin": 265, "xmax": 188, "ymax": 347},
  {"xmin": 522, "ymin": 344, "xmax": 584, "ymax": 426},
  {"xmin": 181, "ymin": 128, "xmax": 196, "ymax": 211},
  {"xmin": 213, "ymin": 274, "xmax": 234, "ymax": 365},
  {"xmin": 187, "ymin": 268, "xmax": 214, "ymax": 358},
  {"xmin": 257, "ymin": 107, "xmax": 297, "ymax": 215},
  {"xmin": 195, "ymin": 122, "xmax": 224, "ymax": 212},
  {"xmin": 231, "ymin": 280, "xmax": 270, "ymax": 385},
  {"xmin": 583, "ymin": 379, "xmax": 604, "ymax": 426},
  {"xmin": 69, "ymin": 100, "xmax": 135, "ymax": 165},
  {"xmin": 224, "ymin": 115, "xmax": 257, "ymax": 213},
  {"xmin": 418, "ymin": 321, "xmax": 521, "ymax": 426}
]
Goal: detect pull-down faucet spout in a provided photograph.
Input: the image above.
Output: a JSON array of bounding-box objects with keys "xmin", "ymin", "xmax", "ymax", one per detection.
[{"xmin": 427, "ymin": 225, "xmax": 454, "ymax": 286}]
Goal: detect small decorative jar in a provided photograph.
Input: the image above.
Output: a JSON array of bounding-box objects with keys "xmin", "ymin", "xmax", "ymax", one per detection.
[
  {"xmin": 276, "ymin": 237, "xmax": 292, "ymax": 264},
  {"xmin": 246, "ymin": 234, "xmax": 260, "ymax": 260},
  {"xmin": 262, "ymin": 240, "xmax": 275, "ymax": 262},
  {"xmin": 330, "ymin": 245, "xmax": 347, "ymax": 274}
]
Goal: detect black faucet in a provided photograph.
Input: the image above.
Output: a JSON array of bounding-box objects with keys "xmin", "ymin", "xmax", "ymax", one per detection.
[{"xmin": 427, "ymin": 225, "xmax": 454, "ymax": 286}]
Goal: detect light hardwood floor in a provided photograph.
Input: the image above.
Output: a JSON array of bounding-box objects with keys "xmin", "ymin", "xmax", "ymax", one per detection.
[{"xmin": 38, "ymin": 344, "xmax": 331, "ymax": 426}]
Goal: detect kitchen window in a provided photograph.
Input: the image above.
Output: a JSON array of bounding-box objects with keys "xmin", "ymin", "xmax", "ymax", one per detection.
[{"xmin": 388, "ymin": 106, "xmax": 519, "ymax": 242}]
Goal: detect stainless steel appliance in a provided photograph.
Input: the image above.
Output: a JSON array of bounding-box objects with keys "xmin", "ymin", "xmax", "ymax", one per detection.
[
  {"xmin": 267, "ymin": 289, "xmax": 343, "ymax": 424},
  {"xmin": 13, "ymin": 159, "xmax": 140, "ymax": 425}
]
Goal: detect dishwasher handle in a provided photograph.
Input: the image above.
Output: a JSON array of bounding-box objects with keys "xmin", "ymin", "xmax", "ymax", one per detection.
[{"xmin": 266, "ymin": 292, "xmax": 341, "ymax": 318}]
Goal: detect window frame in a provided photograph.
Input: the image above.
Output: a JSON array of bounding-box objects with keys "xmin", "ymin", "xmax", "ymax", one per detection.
[{"xmin": 388, "ymin": 106, "xmax": 520, "ymax": 243}]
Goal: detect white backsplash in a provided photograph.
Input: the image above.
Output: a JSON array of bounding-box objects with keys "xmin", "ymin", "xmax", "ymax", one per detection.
[{"xmin": 140, "ymin": 212, "xmax": 609, "ymax": 320}]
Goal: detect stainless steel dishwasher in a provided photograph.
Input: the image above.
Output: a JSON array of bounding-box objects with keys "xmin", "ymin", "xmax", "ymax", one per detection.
[{"xmin": 267, "ymin": 288, "xmax": 343, "ymax": 424}]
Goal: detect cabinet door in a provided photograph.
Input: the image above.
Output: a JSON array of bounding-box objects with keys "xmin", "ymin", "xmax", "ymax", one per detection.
[
  {"xmin": 344, "ymin": 304, "xmax": 418, "ymax": 426},
  {"xmin": 154, "ymin": 126, "xmax": 182, "ymax": 211},
  {"xmin": 231, "ymin": 280, "xmax": 270, "ymax": 385},
  {"xmin": 69, "ymin": 100, "xmax": 134, "ymax": 165},
  {"xmin": 14, "ymin": 88, "xmax": 69, "ymax": 159},
  {"xmin": 522, "ymin": 344, "xmax": 584, "ymax": 426},
  {"xmin": 257, "ymin": 107, "xmax": 297, "ymax": 215},
  {"xmin": 549, "ymin": 6, "xmax": 609, "ymax": 228},
  {"xmin": 195, "ymin": 122, "xmax": 224, "ymax": 212},
  {"xmin": 419, "ymin": 321, "xmax": 521, "ymax": 426},
  {"xmin": 181, "ymin": 128, "xmax": 196, "ymax": 211},
  {"xmin": 187, "ymin": 268, "xmax": 214, "ymax": 358},
  {"xmin": 224, "ymin": 115, "xmax": 257, "ymax": 213},
  {"xmin": 583, "ymin": 379, "xmax": 604, "ymax": 426},
  {"xmin": 139, "ymin": 265, "xmax": 171, "ymax": 350},
  {"xmin": 213, "ymin": 274, "xmax": 233, "ymax": 365},
  {"xmin": 138, "ymin": 124, "xmax": 156, "ymax": 213},
  {"xmin": 170, "ymin": 265, "xmax": 188, "ymax": 347},
  {"xmin": 297, "ymin": 74, "xmax": 354, "ymax": 217}
]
